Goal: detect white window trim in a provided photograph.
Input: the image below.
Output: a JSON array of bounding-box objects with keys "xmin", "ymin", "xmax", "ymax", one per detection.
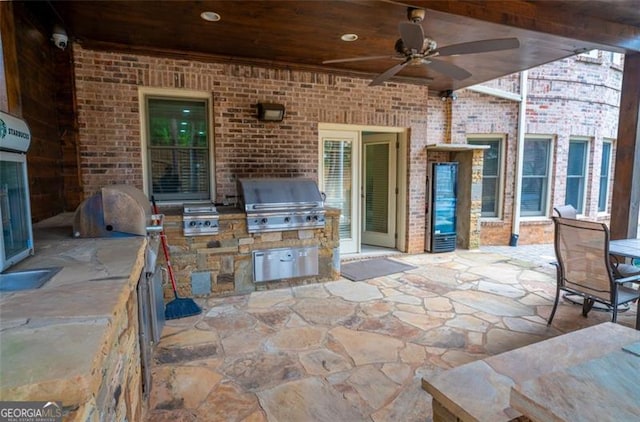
[
  {"xmin": 138, "ymin": 87, "xmax": 215, "ymax": 204},
  {"xmin": 520, "ymin": 135, "xmax": 554, "ymax": 220},
  {"xmin": 567, "ymin": 137, "xmax": 590, "ymax": 216},
  {"xmin": 610, "ymin": 52, "xmax": 623, "ymax": 67},
  {"xmin": 597, "ymin": 139, "xmax": 614, "ymax": 216},
  {"xmin": 467, "ymin": 134, "xmax": 505, "ymax": 220}
]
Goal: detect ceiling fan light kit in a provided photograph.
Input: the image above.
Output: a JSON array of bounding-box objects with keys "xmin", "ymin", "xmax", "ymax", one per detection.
[{"xmin": 322, "ymin": 7, "xmax": 520, "ymax": 87}]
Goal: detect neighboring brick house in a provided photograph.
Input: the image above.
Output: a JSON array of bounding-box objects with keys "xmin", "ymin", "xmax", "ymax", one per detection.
[{"xmin": 70, "ymin": 45, "xmax": 622, "ymax": 252}]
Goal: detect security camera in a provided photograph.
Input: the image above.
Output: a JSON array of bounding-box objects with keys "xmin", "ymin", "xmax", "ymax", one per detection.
[
  {"xmin": 52, "ymin": 25, "xmax": 68, "ymax": 50},
  {"xmin": 439, "ymin": 90, "xmax": 458, "ymax": 101}
]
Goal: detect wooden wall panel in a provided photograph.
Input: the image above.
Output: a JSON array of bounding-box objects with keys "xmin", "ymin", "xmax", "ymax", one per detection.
[
  {"xmin": 610, "ymin": 53, "xmax": 640, "ymax": 239},
  {"xmin": 12, "ymin": 3, "xmax": 67, "ymax": 221},
  {"xmin": 54, "ymin": 46, "xmax": 82, "ymax": 211},
  {"xmin": 1, "ymin": 2, "xmax": 20, "ymax": 113}
]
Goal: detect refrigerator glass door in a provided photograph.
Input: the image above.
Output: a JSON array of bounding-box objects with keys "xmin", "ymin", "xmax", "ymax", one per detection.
[
  {"xmin": 0, "ymin": 152, "xmax": 33, "ymax": 271},
  {"xmin": 433, "ymin": 164, "xmax": 457, "ymax": 234}
]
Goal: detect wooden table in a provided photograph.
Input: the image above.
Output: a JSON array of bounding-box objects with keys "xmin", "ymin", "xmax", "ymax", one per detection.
[{"xmin": 609, "ymin": 238, "xmax": 640, "ymax": 260}]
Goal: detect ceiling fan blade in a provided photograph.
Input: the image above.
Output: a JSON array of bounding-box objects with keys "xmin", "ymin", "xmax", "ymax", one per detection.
[
  {"xmin": 398, "ymin": 22, "xmax": 424, "ymax": 52},
  {"xmin": 323, "ymin": 55, "xmax": 397, "ymax": 64},
  {"xmin": 435, "ymin": 38, "xmax": 520, "ymax": 57},
  {"xmin": 369, "ymin": 60, "xmax": 411, "ymax": 86},
  {"xmin": 425, "ymin": 58, "xmax": 472, "ymax": 80}
]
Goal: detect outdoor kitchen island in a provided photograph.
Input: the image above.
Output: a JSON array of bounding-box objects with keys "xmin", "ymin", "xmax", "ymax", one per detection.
[
  {"xmin": 159, "ymin": 205, "xmax": 341, "ymax": 299},
  {"xmin": 0, "ymin": 214, "xmax": 149, "ymax": 421}
]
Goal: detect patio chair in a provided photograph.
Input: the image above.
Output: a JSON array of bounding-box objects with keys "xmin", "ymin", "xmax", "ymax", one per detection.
[
  {"xmin": 553, "ymin": 204, "xmax": 577, "ymax": 219},
  {"xmin": 548, "ymin": 217, "xmax": 640, "ymax": 325},
  {"xmin": 553, "ymin": 204, "xmax": 640, "ymax": 278}
]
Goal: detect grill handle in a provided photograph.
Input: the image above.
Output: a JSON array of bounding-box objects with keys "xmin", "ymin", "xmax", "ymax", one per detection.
[{"xmin": 251, "ymin": 202, "xmax": 322, "ymax": 210}]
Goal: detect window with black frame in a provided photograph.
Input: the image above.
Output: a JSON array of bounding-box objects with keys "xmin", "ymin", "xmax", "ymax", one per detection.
[
  {"xmin": 598, "ymin": 140, "xmax": 612, "ymax": 212},
  {"xmin": 565, "ymin": 139, "xmax": 588, "ymax": 214},
  {"xmin": 146, "ymin": 97, "xmax": 210, "ymax": 201},
  {"xmin": 521, "ymin": 137, "xmax": 551, "ymax": 217}
]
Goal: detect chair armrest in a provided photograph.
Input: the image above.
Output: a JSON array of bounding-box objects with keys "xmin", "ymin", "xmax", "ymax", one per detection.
[{"xmin": 613, "ymin": 274, "xmax": 640, "ymax": 284}]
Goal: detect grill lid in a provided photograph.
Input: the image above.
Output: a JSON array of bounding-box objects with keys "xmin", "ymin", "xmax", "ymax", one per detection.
[
  {"xmin": 73, "ymin": 184, "xmax": 162, "ymax": 237},
  {"xmin": 239, "ymin": 178, "xmax": 323, "ymax": 212}
]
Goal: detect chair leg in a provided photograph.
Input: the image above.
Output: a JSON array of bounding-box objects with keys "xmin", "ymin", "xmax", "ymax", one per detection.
[
  {"xmin": 611, "ymin": 288, "xmax": 620, "ymax": 323},
  {"xmin": 548, "ymin": 288, "xmax": 561, "ymax": 325},
  {"xmin": 582, "ymin": 298, "xmax": 594, "ymax": 317}
]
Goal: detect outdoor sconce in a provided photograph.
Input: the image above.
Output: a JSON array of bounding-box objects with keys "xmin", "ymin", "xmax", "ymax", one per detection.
[
  {"xmin": 257, "ymin": 103, "xmax": 285, "ymax": 121},
  {"xmin": 439, "ymin": 90, "xmax": 458, "ymax": 101}
]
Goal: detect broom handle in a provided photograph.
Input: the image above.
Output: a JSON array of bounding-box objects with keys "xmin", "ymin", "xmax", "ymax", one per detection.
[{"xmin": 152, "ymin": 196, "xmax": 179, "ymax": 299}]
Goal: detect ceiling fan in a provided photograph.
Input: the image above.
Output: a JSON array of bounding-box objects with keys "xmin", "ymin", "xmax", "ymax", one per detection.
[{"xmin": 323, "ymin": 7, "xmax": 520, "ymax": 86}]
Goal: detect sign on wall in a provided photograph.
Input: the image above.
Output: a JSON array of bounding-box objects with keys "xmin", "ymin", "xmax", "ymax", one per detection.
[{"xmin": 0, "ymin": 110, "xmax": 31, "ymax": 153}]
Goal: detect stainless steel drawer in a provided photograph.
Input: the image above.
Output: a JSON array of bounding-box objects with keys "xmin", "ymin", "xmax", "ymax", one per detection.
[{"xmin": 253, "ymin": 246, "xmax": 318, "ymax": 283}]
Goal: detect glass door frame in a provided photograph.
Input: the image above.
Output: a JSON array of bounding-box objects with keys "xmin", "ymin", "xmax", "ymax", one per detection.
[
  {"xmin": 318, "ymin": 123, "xmax": 408, "ymax": 255},
  {"xmin": 0, "ymin": 151, "xmax": 34, "ymax": 271},
  {"xmin": 318, "ymin": 130, "xmax": 361, "ymax": 254},
  {"xmin": 362, "ymin": 133, "xmax": 397, "ymax": 248}
]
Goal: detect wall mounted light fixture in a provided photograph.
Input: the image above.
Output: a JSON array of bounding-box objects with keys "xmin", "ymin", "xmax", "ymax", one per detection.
[{"xmin": 257, "ymin": 103, "xmax": 285, "ymax": 121}]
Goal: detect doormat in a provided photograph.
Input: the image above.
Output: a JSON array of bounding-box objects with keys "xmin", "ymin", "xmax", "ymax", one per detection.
[{"xmin": 341, "ymin": 257, "xmax": 417, "ymax": 282}]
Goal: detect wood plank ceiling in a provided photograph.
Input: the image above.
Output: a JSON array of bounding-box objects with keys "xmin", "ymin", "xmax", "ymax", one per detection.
[{"xmin": 30, "ymin": 0, "xmax": 640, "ymax": 93}]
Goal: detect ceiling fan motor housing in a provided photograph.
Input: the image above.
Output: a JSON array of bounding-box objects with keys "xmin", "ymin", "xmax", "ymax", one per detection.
[
  {"xmin": 395, "ymin": 37, "xmax": 437, "ymax": 55},
  {"xmin": 407, "ymin": 7, "xmax": 426, "ymax": 23}
]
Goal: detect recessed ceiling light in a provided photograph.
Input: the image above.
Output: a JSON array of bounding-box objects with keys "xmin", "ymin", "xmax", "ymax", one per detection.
[
  {"xmin": 341, "ymin": 33, "xmax": 358, "ymax": 42},
  {"xmin": 200, "ymin": 11, "xmax": 221, "ymax": 22}
]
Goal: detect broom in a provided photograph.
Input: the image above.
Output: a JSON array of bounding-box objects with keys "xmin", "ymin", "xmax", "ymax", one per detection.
[{"xmin": 152, "ymin": 196, "xmax": 202, "ymax": 320}]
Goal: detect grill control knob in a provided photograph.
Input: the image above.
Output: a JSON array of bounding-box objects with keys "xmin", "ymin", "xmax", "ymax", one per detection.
[
  {"xmin": 261, "ymin": 218, "xmax": 268, "ymax": 224},
  {"xmin": 306, "ymin": 216, "xmax": 312, "ymax": 222},
  {"xmin": 190, "ymin": 221, "xmax": 197, "ymax": 227},
  {"xmin": 204, "ymin": 221, "xmax": 211, "ymax": 226},
  {"xmin": 312, "ymin": 215, "xmax": 319, "ymax": 221},
  {"xmin": 284, "ymin": 217, "xmax": 291, "ymax": 223}
]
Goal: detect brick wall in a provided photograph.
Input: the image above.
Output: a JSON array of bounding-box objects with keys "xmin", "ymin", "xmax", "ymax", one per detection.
[
  {"xmin": 72, "ymin": 45, "xmax": 430, "ymax": 253},
  {"xmin": 450, "ymin": 90, "xmax": 520, "ymax": 245},
  {"xmin": 452, "ymin": 53, "xmax": 622, "ymax": 245},
  {"xmin": 71, "ymin": 46, "xmax": 622, "ymax": 249}
]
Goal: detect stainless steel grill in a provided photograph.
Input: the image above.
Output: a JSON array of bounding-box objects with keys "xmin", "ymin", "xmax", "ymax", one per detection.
[
  {"xmin": 238, "ymin": 178, "xmax": 325, "ymax": 233},
  {"xmin": 182, "ymin": 203, "xmax": 219, "ymax": 236}
]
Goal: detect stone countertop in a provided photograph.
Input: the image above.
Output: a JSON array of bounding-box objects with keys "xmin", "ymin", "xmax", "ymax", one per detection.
[
  {"xmin": 0, "ymin": 213, "xmax": 146, "ymax": 405},
  {"xmin": 422, "ymin": 322, "xmax": 640, "ymax": 421},
  {"xmin": 510, "ymin": 347, "xmax": 640, "ymax": 421}
]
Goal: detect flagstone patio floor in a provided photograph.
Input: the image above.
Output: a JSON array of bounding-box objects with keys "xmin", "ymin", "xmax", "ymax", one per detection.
[{"xmin": 146, "ymin": 245, "xmax": 638, "ymax": 422}]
